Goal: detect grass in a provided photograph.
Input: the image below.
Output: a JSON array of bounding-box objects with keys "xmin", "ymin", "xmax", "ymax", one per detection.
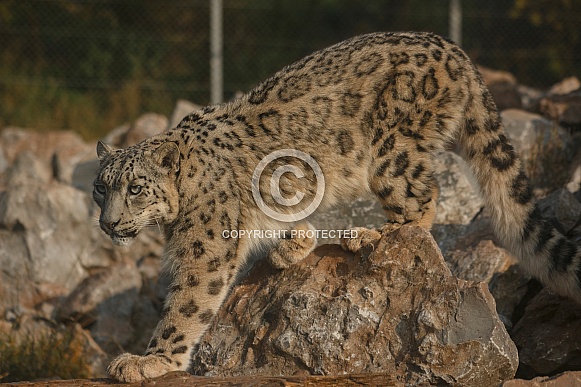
[
  {"xmin": 0, "ymin": 325, "xmax": 91, "ymax": 382},
  {"xmin": 0, "ymin": 64, "xmax": 177, "ymax": 141}
]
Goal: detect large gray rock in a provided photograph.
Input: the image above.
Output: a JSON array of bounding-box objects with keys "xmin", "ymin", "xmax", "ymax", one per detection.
[
  {"xmin": 501, "ymin": 109, "xmax": 573, "ymax": 189},
  {"xmin": 511, "ymin": 289, "xmax": 581, "ymax": 378},
  {"xmin": 192, "ymin": 226, "xmax": 518, "ymax": 386},
  {"xmin": 433, "ymin": 151, "xmax": 483, "ymax": 225},
  {"xmin": 447, "ymin": 240, "xmax": 514, "ymax": 284},
  {"xmin": 0, "ymin": 150, "xmax": 118, "ymax": 316},
  {"xmin": 446, "ymin": 239, "xmax": 531, "ymax": 324},
  {"xmin": 0, "ymin": 127, "xmax": 93, "ymax": 187},
  {"xmin": 537, "ymin": 188, "xmax": 581, "ymax": 234},
  {"xmin": 72, "ymin": 159, "xmax": 100, "ymax": 193},
  {"xmin": 0, "ymin": 179, "xmax": 91, "ymax": 291},
  {"xmin": 501, "ymin": 109, "xmax": 571, "ymax": 157},
  {"xmin": 57, "ymin": 262, "xmax": 143, "ymax": 355}
]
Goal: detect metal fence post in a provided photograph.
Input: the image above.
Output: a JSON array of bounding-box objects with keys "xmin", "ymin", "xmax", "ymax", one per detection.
[
  {"xmin": 449, "ymin": 0, "xmax": 462, "ymax": 46},
  {"xmin": 210, "ymin": 0, "xmax": 223, "ymax": 104}
]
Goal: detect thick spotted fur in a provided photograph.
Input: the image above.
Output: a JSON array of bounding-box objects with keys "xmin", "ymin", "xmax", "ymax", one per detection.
[{"xmin": 93, "ymin": 32, "xmax": 581, "ymax": 382}]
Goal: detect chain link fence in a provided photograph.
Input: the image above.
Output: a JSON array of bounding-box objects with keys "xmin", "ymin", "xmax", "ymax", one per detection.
[{"xmin": 1, "ymin": 0, "xmax": 580, "ymax": 138}]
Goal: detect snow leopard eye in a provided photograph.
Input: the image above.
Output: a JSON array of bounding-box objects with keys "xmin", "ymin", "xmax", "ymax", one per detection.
[
  {"xmin": 94, "ymin": 183, "xmax": 106, "ymax": 195},
  {"xmin": 129, "ymin": 185, "xmax": 142, "ymax": 195}
]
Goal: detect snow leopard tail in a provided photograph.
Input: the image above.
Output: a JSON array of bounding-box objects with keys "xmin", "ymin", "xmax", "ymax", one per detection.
[{"xmin": 457, "ymin": 70, "xmax": 581, "ymax": 302}]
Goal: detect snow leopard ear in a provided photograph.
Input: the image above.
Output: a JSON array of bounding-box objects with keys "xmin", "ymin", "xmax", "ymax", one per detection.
[
  {"xmin": 96, "ymin": 141, "xmax": 114, "ymax": 163},
  {"xmin": 152, "ymin": 142, "xmax": 180, "ymax": 174}
]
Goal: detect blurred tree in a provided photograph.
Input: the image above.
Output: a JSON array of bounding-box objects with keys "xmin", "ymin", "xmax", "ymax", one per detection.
[
  {"xmin": 222, "ymin": 0, "xmax": 448, "ymax": 95},
  {"xmin": 0, "ymin": 0, "xmax": 579, "ymax": 137},
  {"xmin": 511, "ymin": 0, "xmax": 581, "ymax": 82}
]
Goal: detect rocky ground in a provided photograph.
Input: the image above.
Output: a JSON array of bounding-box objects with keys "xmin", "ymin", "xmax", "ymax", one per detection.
[{"xmin": 1, "ymin": 71, "xmax": 581, "ymax": 386}]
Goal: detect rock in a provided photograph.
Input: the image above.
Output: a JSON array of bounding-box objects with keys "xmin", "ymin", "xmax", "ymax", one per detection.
[
  {"xmin": 501, "ymin": 109, "xmax": 571, "ymax": 157},
  {"xmin": 488, "ymin": 262, "xmax": 532, "ymax": 326},
  {"xmin": 57, "ymin": 262, "xmax": 143, "ymax": 355},
  {"xmin": 447, "ymin": 240, "xmax": 514, "ymax": 284},
  {"xmin": 433, "ymin": 205, "xmax": 533, "ymax": 325},
  {"xmin": 128, "ymin": 286, "xmax": 165, "ymax": 354},
  {"xmin": 518, "ymin": 85, "xmax": 544, "ymax": 111},
  {"xmin": 446, "ymin": 240, "xmax": 530, "ymax": 324},
  {"xmin": 0, "ymin": 180, "xmax": 91, "ymax": 292},
  {"xmin": 548, "ymin": 76, "xmax": 581, "ymax": 96},
  {"xmin": 537, "ymin": 188, "xmax": 581, "ymax": 234},
  {"xmin": 72, "ymin": 159, "xmax": 100, "ymax": 193},
  {"xmin": 99, "ymin": 113, "xmax": 169, "ymax": 149},
  {"xmin": 490, "ymin": 82, "xmax": 523, "ymax": 110},
  {"xmin": 192, "ymin": 226, "xmax": 518, "ymax": 386},
  {"xmin": 169, "ymin": 99, "xmax": 202, "ymax": 128},
  {"xmin": 0, "ymin": 314, "xmax": 108, "ymax": 380},
  {"xmin": 99, "ymin": 123, "xmax": 131, "ymax": 148},
  {"xmin": 0, "ymin": 152, "xmax": 139, "ymax": 317},
  {"xmin": 123, "ymin": 113, "xmax": 169, "ymax": 147},
  {"xmin": 308, "ymin": 198, "xmax": 385, "ymax": 245},
  {"xmin": 504, "ymin": 371, "xmax": 581, "ymax": 387},
  {"xmin": 511, "ymin": 289, "xmax": 581, "ymax": 378},
  {"xmin": 69, "ymin": 323, "xmax": 109, "ymax": 377},
  {"xmin": 53, "ymin": 224, "xmax": 165, "ymax": 355},
  {"xmin": 429, "ymin": 150, "xmax": 488, "ymax": 255},
  {"xmin": 11, "ymin": 88, "xmax": 581, "ymax": 384},
  {"xmin": 538, "ymin": 89, "xmax": 581, "ymax": 128},
  {"xmin": 0, "ymin": 228, "xmax": 34, "ymax": 313},
  {"xmin": 433, "ymin": 151, "xmax": 483, "ymax": 225},
  {"xmin": 0, "ymin": 128, "xmax": 93, "ymax": 187},
  {"xmin": 0, "ymin": 125, "xmax": 168, "ymax": 378},
  {"xmin": 477, "ymin": 66, "xmax": 522, "ymax": 110},
  {"xmin": 478, "ymin": 66, "xmax": 518, "ymax": 85},
  {"xmin": 501, "ymin": 109, "xmax": 572, "ymax": 189},
  {"xmin": 0, "ymin": 128, "xmax": 92, "ymax": 170},
  {"xmin": 7, "ymin": 151, "xmax": 53, "ymax": 185}
]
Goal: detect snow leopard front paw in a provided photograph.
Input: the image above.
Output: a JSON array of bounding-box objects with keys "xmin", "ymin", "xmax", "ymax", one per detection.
[
  {"xmin": 340, "ymin": 226, "xmax": 382, "ymax": 253},
  {"xmin": 107, "ymin": 352, "xmax": 178, "ymax": 382},
  {"xmin": 268, "ymin": 221, "xmax": 317, "ymax": 269}
]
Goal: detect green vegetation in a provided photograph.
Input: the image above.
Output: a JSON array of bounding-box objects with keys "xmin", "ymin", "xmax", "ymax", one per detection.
[
  {"xmin": 0, "ymin": 326, "xmax": 91, "ymax": 382},
  {"xmin": 0, "ymin": 0, "xmax": 580, "ymax": 139}
]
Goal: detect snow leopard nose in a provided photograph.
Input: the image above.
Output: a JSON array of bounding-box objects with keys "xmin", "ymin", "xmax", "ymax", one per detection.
[{"xmin": 100, "ymin": 218, "xmax": 120, "ymax": 234}]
